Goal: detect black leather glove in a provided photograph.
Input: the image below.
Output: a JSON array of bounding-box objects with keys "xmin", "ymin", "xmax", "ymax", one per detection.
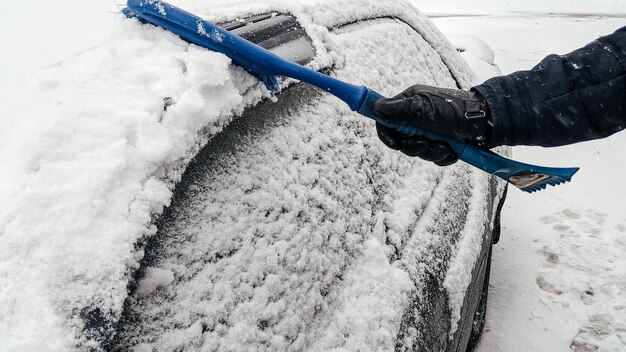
[{"xmin": 372, "ymin": 84, "xmax": 492, "ymax": 166}]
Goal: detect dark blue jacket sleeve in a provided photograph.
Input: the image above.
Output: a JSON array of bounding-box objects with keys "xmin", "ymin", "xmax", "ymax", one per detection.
[{"xmin": 473, "ymin": 26, "xmax": 626, "ymax": 147}]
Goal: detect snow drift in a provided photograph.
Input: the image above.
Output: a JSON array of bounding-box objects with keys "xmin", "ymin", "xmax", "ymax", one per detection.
[{"xmin": 0, "ymin": 15, "xmax": 270, "ymax": 351}]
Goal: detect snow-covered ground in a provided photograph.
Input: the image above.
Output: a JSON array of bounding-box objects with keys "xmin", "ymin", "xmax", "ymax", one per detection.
[
  {"xmin": 416, "ymin": 0, "xmax": 626, "ymax": 351},
  {"xmin": 1, "ymin": 0, "xmax": 625, "ymax": 351}
]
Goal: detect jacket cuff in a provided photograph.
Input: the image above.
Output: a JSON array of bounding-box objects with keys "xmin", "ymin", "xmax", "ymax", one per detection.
[{"xmin": 471, "ymin": 83, "xmax": 513, "ymax": 148}]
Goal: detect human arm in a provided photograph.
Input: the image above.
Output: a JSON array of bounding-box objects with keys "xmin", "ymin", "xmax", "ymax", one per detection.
[
  {"xmin": 374, "ymin": 26, "xmax": 626, "ymax": 164},
  {"xmin": 474, "ymin": 25, "xmax": 626, "ymax": 147}
]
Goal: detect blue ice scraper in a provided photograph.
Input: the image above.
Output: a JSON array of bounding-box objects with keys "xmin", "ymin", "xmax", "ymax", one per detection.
[{"xmin": 123, "ymin": 0, "xmax": 579, "ymax": 193}]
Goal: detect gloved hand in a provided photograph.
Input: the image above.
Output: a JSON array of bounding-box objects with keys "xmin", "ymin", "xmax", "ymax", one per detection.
[{"xmin": 372, "ymin": 84, "xmax": 492, "ymax": 166}]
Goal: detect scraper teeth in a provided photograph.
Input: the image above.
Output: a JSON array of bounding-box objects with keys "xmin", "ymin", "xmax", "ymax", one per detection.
[{"xmin": 520, "ymin": 176, "xmax": 572, "ymax": 193}]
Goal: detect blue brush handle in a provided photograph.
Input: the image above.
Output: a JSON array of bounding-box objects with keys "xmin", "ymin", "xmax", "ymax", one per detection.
[
  {"xmin": 124, "ymin": 0, "xmax": 367, "ymax": 108},
  {"xmin": 124, "ymin": 0, "xmax": 580, "ymax": 190}
]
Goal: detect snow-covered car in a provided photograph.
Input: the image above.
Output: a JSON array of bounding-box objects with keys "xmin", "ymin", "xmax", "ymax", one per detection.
[{"xmin": 0, "ymin": 0, "xmax": 507, "ymax": 351}]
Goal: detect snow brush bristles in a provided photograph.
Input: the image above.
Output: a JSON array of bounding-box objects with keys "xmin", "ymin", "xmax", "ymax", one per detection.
[{"xmin": 123, "ymin": 0, "xmax": 579, "ymax": 193}]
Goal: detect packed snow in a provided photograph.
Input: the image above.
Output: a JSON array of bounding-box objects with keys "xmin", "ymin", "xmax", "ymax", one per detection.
[{"xmin": 135, "ymin": 267, "xmax": 175, "ymax": 296}]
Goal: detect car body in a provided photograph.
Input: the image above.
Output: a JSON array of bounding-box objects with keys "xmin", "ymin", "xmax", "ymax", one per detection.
[
  {"xmin": 105, "ymin": 0, "xmax": 508, "ymax": 351},
  {"xmin": 0, "ymin": 0, "xmax": 507, "ymax": 351}
]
